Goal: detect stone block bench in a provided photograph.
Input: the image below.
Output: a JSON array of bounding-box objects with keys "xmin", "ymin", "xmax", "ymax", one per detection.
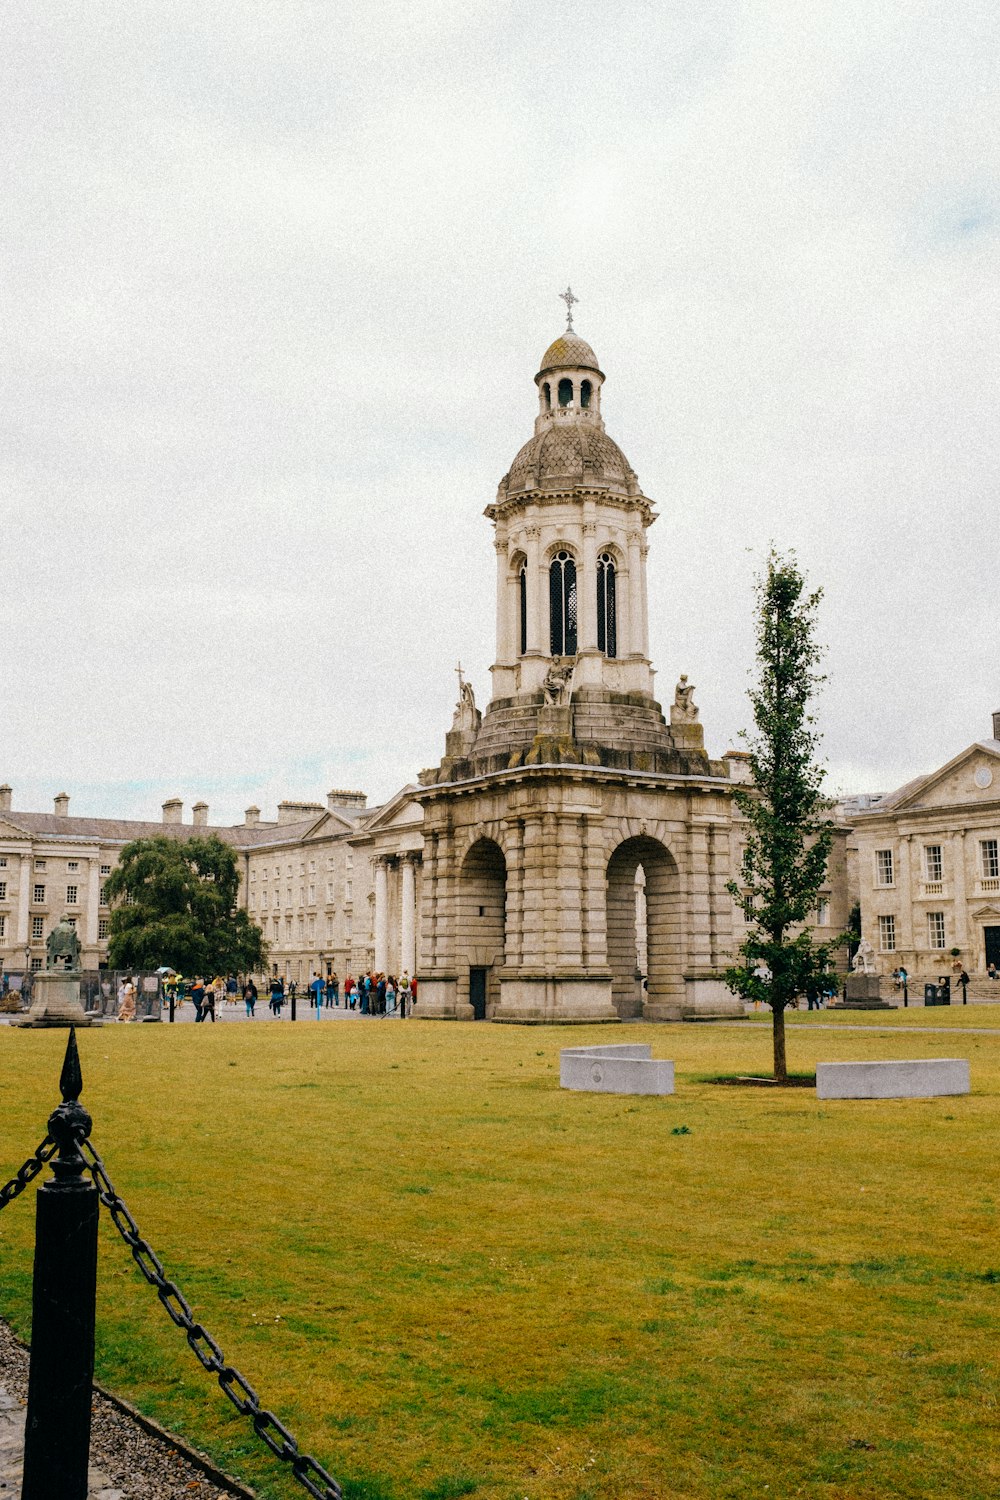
[
  {"xmin": 560, "ymin": 1043, "xmax": 675, "ymax": 1096},
  {"xmin": 816, "ymin": 1059, "xmax": 970, "ymax": 1100}
]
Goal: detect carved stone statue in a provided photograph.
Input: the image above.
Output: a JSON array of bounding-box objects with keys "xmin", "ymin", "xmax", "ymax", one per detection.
[
  {"xmin": 451, "ymin": 678, "xmax": 481, "ymax": 734},
  {"xmin": 46, "ymin": 914, "xmax": 82, "ymax": 972},
  {"xmin": 852, "ymin": 937, "xmax": 877, "ymax": 975},
  {"xmin": 671, "ymin": 674, "xmax": 699, "ymax": 725},
  {"xmin": 542, "ymin": 659, "xmax": 574, "ymax": 707}
]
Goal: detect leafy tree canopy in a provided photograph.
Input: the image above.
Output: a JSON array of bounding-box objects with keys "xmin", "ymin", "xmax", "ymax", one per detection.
[
  {"xmin": 104, "ymin": 835, "xmax": 267, "ymax": 976},
  {"xmin": 725, "ymin": 550, "xmax": 841, "ymax": 1078}
]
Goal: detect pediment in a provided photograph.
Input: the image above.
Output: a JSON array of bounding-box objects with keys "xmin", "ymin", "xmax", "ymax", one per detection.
[
  {"xmin": 970, "ymin": 904, "xmax": 1000, "ymax": 921},
  {"xmin": 302, "ymin": 809, "xmax": 358, "ymax": 842},
  {"xmin": 0, "ymin": 818, "xmax": 30, "ymax": 843},
  {"xmin": 888, "ymin": 743, "xmax": 1000, "ymax": 812},
  {"xmin": 358, "ymin": 785, "xmax": 424, "ymax": 835}
]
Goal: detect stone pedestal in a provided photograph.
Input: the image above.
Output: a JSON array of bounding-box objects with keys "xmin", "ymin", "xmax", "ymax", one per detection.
[
  {"xmin": 832, "ymin": 974, "xmax": 894, "ymax": 1011},
  {"xmin": 20, "ymin": 972, "xmax": 96, "ymax": 1028}
]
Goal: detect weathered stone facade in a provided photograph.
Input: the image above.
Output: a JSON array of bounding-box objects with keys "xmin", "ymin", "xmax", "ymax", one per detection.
[
  {"xmin": 413, "ymin": 326, "xmax": 745, "ymax": 1022},
  {"xmin": 850, "ymin": 716, "xmax": 1000, "ymax": 983}
]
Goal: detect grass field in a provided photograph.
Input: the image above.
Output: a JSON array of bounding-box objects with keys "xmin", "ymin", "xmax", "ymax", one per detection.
[{"xmin": 2, "ymin": 1014, "xmax": 999, "ymax": 1500}]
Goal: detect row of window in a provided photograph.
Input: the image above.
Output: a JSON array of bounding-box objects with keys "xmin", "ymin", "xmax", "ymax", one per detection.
[
  {"xmin": 0, "ymin": 915, "xmax": 110, "ymax": 942},
  {"xmin": 0, "ymin": 859, "xmax": 112, "ymax": 875},
  {"xmin": 519, "ymin": 552, "xmax": 618, "ymax": 658},
  {"xmin": 250, "ymin": 856, "xmax": 350, "ymax": 883},
  {"xmin": 251, "ymin": 881, "xmax": 351, "ymax": 913},
  {"xmin": 875, "ymin": 840, "xmax": 999, "ymax": 886},
  {"xmin": 877, "ymin": 913, "xmax": 949, "ymax": 952},
  {"xmin": 0, "ymin": 882, "xmax": 109, "ymax": 907},
  {"xmin": 263, "ymin": 914, "xmax": 350, "ymax": 943}
]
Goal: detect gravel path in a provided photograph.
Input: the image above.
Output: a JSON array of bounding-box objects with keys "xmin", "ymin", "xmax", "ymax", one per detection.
[{"xmin": 0, "ymin": 1320, "xmax": 253, "ymax": 1499}]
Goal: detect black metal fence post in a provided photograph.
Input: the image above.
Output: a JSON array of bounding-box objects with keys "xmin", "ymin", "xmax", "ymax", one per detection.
[{"xmin": 21, "ymin": 1028, "xmax": 99, "ymax": 1500}]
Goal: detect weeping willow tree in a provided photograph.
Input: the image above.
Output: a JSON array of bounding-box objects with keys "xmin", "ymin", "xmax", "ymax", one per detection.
[{"xmin": 726, "ymin": 550, "xmax": 839, "ymax": 1080}]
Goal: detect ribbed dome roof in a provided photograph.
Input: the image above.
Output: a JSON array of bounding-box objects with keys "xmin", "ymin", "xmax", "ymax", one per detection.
[
  {"xmin": 536, "ymin": 333, "xmax": 601, "ymax": 376},
  {"xmin": 500, "ymin": 424, "xmax": 638, "ymax": 497}
]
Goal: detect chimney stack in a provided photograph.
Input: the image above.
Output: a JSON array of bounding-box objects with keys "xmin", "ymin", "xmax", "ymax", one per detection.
[
  {"xmin": 245, "ymin": 806, "xmax": 260, "ymax": 827},
  {"xmin": 192, "ymin": 800, "xmax": 209, "ymax": 828},
  {"xmin": 162, "ymin": 798, "xmax": 183, "ymax": 825},
  {"xmin": 277, "ymin": 800, "xmax": 325, "ymax": 824},
  {"xmin": 0, "ymin": 785, "xmax": 11, "ymax": 813},
  {"xmin": 993, "ymin": 709, "xmax": 1000, "ymax": 742},
  {"xmin": 54, "ymin": 792, "xmax": 70, "ymax": 817},
  {"xmin": 327, "ymin": 788, "xmax": 368, "ymax": 812}
]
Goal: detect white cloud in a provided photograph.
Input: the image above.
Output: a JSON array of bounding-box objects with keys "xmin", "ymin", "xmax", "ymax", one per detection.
[{"xmin": 2, "ymin": 1, "xmax": 998, "ymax": 820}]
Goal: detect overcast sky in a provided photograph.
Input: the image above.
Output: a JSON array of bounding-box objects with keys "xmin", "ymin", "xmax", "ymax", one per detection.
[{"xmin": 4, "ymin": 1, "xmax": 998, "ymax": 825}]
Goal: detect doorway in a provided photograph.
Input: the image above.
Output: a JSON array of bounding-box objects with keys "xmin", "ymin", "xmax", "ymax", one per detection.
[
  {"xmin": 984, "ymin": 927, "xmax": 1000, "ymax": 971},
  {"xmin": 469, "ymin": 967, "xmax": 488, "ymax": 1020}
]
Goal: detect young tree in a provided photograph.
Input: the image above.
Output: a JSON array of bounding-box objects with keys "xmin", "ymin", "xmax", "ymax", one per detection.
[
  {"xmin": 104, "ymin": 835, "xmax": 267, "ymax": 975},
  {"xmin": 726, "ymin": 550, "xmax": 838, "ymax": 1081}
]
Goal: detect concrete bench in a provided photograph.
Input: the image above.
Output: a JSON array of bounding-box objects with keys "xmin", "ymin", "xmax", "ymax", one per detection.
[
  {"xmin": 816, "ymin": 1058, "xmax": 970, "ymax": 1100},
  {"xmin": 560, "ymin": 1043, "xmax": 675, "ymax": 1096}
]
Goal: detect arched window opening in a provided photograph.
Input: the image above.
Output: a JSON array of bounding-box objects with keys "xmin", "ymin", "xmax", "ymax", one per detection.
[
  {"xmin": 518, "ymin": 562, "xmax": 527, "ymax": 655},
  {"xmin": 597, "ymin": 551, "xmax": 617, "ymax": 658},
  {"xmin": 549, "ymin": 550, "xmax": 578, "ymax": 657},
  {"xmin": 543, "ymin": 382, "xmax": 551, "ymax": 411},
  {"xmin": 580, "ymin": 379, "xmax": 592, "ymax": 409},
  {"xmin": 557, "ymin": 377, "xmax": 573, "ymax": 408}
]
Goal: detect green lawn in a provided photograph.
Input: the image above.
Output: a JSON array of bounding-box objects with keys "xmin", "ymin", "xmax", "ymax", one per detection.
[{"xmin": 2, "ymin": 1016, "xmax": 999, "ymax": 1500}]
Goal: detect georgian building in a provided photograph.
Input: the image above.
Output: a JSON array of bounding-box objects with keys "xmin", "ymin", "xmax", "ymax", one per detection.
[{"xmin": 850, "ymin": 713, "xmax": 1000, "ymax": 981}]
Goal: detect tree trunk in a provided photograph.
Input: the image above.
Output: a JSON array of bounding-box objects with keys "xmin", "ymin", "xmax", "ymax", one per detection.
[{"xmin": 772, "ymin": 1004, "xmax": 787, "ymax": 1081}]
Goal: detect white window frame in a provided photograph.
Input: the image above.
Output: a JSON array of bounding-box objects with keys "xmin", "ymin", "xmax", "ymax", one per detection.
[
  {"xmin": 875, "ymin": 849, "xmax": 894, "ymax": 887},
  {"xmin": 878, "ymin": 914, "xmax": 896, "ymax": 952},
  {"xmin": 816, "ymin": 898, "xmax": 830, "ymax": 926},
  {"xmin": 981, "ymin": 839, "xmax": 999, "ymax": 880},
  {"xmin": 923, "ymin": 845, "xmax": 943, "ymax": 882},
  {"xmin": 33, "ymin": 884, "xmax": 45, "ymax": 904},
  {"xmin": 66, "ymin": 885, "xmax": 78, "ymax": 906},
  {"xmin": 927, "ymin": 911, "xmax": 946, "ymax": 949},
  {"xmin": 31, "ymin": 915, "xmax": 44, "ymax": 939},
  {"xmin": 68, "ymin": 860, "xmax": 79, "ymax": 872},
  {"xmin": 98, "ymin": 917, "xmax": 109, "ymax": 939}
]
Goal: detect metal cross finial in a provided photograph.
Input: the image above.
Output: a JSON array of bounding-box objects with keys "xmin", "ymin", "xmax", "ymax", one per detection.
[
  {"xmin": 455, "ymin": 660, "xmax": 464, "ymax": 692},
  {"xmin": 559, "ymin": 286, "xmax": 578, "ymax": 332}
]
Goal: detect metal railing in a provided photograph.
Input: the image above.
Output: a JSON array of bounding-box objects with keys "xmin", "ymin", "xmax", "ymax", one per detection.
[{"xmin": 1, "ymin": 1028, "xmax": 342, "ymax": 1499}]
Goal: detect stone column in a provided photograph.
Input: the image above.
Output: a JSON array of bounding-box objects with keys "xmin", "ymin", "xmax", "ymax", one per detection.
[
  {"xmin": 494, "ymin": 537, "xmax": 509, "ymax": 664},
  {"xmin": 85, "ymin": 858, "xmax": 101, "ymax": 957},
  {"xmin": 627, "ymin": 530, "xmax": 643, "ymax": 658},
  {"xmin": 579, "ymin": 520, "xmax": 598, "ymax": 652},
  {"xmin": 898, "ymin": 834, "xmax": 914, "ymax": 959},
  {"xmin": 952, "ymin": 831, "xmax": 969, "ymax": 955},
  {"xmin": 400, "ymin": 856, "xmax": 417, "ymax": 977},
  {"xmin": 15, "ymin": 853, "xmax": 30, "ymax": 950},
  {"xmin": 535, "ymin": 527, "xmax": 552, "ymax": 657},
  {"xmin": 525, "ymin": 525, "xmax": 541, "ymax": 654},
  {"xmin": 639, "ymin": 539, "xmax": 650, "ymax": 658},
  {"xmin": 374, "ymin": 858, "xmax": 389, "ymax": 973}
]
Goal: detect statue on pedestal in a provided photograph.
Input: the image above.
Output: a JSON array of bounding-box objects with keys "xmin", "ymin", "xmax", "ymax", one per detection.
[
  {"xmin": 450, "ymin": 669, "xmax": 481, "ymax": 734},
  {"xmin": 670, "ymin": 675, "xmax": 699, "ymax": 725},
  {"xmin": 542, "ymin": 659, "xmax": 574, "ymax": 707},
  {"xmin": 852, "ymin": 938, "xmax": 877, "ymax": 975},
  {"xmin": 46, "ymin": 915, "xmax": 82, "ymax": 972}
]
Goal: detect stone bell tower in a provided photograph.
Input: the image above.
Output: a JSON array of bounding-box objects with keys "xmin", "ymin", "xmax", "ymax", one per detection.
[{"xmin": 415, "ymin": 298, "xmax": 742, "ymax": 1025}]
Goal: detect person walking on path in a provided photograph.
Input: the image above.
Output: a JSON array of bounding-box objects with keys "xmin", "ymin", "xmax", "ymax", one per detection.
[
  {"xmin": 243, "ymin": 977, "xmax": 257, "ymax": 1017},
  {"xmin": 118, "ymin": 979, "xmax": 136, "ymax": 1023},
  {"xmin": 310, "ymin": 972, "xmax": 324, "ymax": 1014},
  {"xmin": 226, "ymin": 974, "xmax": 239, "ymax": 1005},
  {"xmin": 269, "ymin": 975, "xmax": 284, "ymax": 1017},
  {"xmin": 191, "ymin": 977, "xmax": 205, "ymax": 1022},
  {"xmin": 203, "ymin": 985, "xmax": 216, "ymax": 1022},
  {"xmin": 344, "ymin": 975, "xmax": 355, "ymax": 1009},
  {"xmin": 326, "ymin": 972, "xmax": 338, "ymax": 1008}
]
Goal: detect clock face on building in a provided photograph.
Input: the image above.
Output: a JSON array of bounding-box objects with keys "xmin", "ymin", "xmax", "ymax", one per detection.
[{"xmin": 974, "ymin": 766, "xmax": 993, "ymax": 789}]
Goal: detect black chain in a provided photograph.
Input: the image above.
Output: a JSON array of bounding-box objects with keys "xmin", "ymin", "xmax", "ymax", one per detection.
[
  {"xmin": 81, "ymin": 1138, "xmax": 343, "ymax": 1500},
  {"xmin": 0, "ymin": 1137, "xmax": 57, "ymax": 1211}
]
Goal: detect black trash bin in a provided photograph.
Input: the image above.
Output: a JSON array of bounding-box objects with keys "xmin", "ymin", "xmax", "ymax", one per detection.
[{"xmin": 924, "ymin": 983, "xmax": 939, "ymax": 1006}]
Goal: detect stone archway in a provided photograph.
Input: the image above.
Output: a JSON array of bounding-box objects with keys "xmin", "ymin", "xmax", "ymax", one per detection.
[
  {"xmin": 606, "ymin": 835, "xmax": 682, "ymax": 1020},
  {"xmin": 459, "ymin": 838, "xmax": 507, "ymax": 1017}
]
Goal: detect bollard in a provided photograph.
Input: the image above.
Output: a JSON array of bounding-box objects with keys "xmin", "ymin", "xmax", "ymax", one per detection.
[
  {"xmin": 169, "ymin": 990, "xmax": 175, "ymax": 1023},
  {"xmin": 903, "ymin": 979, "xmax": 908, "ymax": 1008},
  {"xmin": 291, "ymin": 990, "xmax": 297, "ymax": 1022},
  {"xmin": 21, "ymin": 1028, "xmax": 99, "ymax": 1500}
]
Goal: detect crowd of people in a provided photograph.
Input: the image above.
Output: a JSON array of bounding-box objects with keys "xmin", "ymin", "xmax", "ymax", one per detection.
[{"xmin": 152, "ymin": 970, "xmax": 417, "ymax": 1021}]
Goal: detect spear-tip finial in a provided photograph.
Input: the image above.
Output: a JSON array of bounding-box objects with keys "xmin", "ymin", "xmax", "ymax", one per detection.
[{"xmin": 59, "ymin": 1025, "xmax": 83, "ymax": 1103}]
